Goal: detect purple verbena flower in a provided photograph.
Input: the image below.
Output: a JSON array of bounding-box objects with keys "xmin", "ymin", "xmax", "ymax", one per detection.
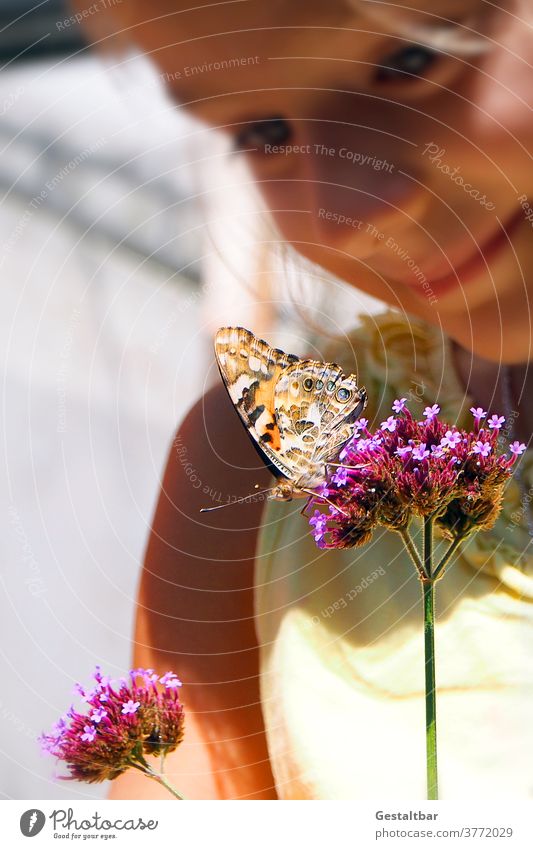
[
  {"xmin": 332, "ymin": 467, "xmax": 349, "ymax": 487},
  {"xmin": 159, "ymin": 672, "xmax": 183, "ymax": 690},
  {"xmin": 309, "ymin": 509, "xmax": 328, "ymax": 544},
  {"xmin": 392, "ymin": 398, "xmax": 408, "ymax": 413},
  {"xmin": 308, "ymin": 399, "xmax": 517, "ymax": 548},
  {"xmin": 309, "ymin": 509, "xmax": 327, "ymax": 530},
  {"xmin": 440, "ymin": 430, "xmax": 462, "ymax": 449},
  {"xmin": 381, "ymin": 416, "xmax": 397, "ymax": 433},
  {"xmin": 412, "ymin": 443, "xmax": 430, "ymax": 461},
  {"xmin": 81, "ymin": 725, "xmax": 96, "ymax": 743},
  {"xmin": 39, "ymin": 668, "xmax": 185, "ymax": 784},
  {"xmin": 90, "ymin": 708, "xmax": 107, "ymax": 724},
  {"xmin": 74, "ymin": 683, "xmax": 94, "ymax": 704},
  {"xmin": 470, "ymin": 407, "xmax": 487, "ymax": 433},
  {"xmin": 509, "ymin": 441, "xmax": 526, "ymax": 457},
  {"xmin": 121, "ymin": 700, "xmax": 141, "ymax": 716},
  {"xmin": 423, "ymin": 404, "xmax": 440, "ymax": 420},
  {"xmin": 396, "ymin": 445, "xmax": 412, "ymax": 458},
  {"xmin": 487, "ymin": 415, "xmax": 505, "ymax": 430},
  {"xmin": 144, "ymin": 670, "xmax": 160, "ymax": 683}
]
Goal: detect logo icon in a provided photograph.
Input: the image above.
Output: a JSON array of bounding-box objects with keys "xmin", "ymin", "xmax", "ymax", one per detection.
[{"xmin": 20, "ymin": 809, "xmax": 46, "ymax": 837}]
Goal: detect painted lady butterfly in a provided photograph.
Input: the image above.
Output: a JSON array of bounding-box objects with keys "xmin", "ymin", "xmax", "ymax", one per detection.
[{"xmin": 211, "ymin": 326, "xmax": 367, "ymax": 506}]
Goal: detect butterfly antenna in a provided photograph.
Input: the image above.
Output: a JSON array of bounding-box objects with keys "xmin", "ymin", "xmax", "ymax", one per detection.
[{"xmin": 199, "ymin": 487, "xmax": 273, "ymax": 513}]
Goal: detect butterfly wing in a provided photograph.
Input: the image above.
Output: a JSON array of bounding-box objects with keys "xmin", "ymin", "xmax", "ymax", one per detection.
[
  {"xmin": 214, "ymin": 326, "xmax": 299, "ymax": 479},
  {"xmin": 273, "ymin": 360, "xmax": 367, "ymax": 485}
]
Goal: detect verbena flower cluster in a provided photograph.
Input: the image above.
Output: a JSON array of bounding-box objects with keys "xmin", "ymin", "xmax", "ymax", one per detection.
[
  {"xmin": 309, "ymin": 401, "xmax": 526, "ymax": 550},
  {"xmin": 40, "ymin": 667, "xmax": 185, "ymax": 783}
]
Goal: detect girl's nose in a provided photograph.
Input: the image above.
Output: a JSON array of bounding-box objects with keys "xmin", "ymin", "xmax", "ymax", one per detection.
[{"xmin": 296, "ymin": 116, "xmax": 425, "ymax": 254}]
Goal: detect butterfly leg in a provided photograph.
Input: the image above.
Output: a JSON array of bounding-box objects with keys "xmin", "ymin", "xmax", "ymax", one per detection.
[
  {"xmin": 300, "ymin": 497, "xmax": 315, "ymax": 518},
  {"xmin": 325, "ymin": 462, "xmax": 369, "ymax": 471},
  {"xmin": 300, "ymin": 488, "xmax": 350, "ymax": 518}
]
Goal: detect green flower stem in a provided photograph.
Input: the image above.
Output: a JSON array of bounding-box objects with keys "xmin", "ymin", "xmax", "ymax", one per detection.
[
  {"xmin": 128, "ymin": 747, "xmax": 186, "ymax": 800},
  {"xmin": 148, "ymin": 772, "xmax": 187, "ymax": 801},
  {"xmin": 432, "ymin": 533, "xmax": 467, "ymax": 582},
  {"xmin": 400, "ymin": 516, "xmax": 440, "ymax": 800},
  {"xmin": 399, "ymin": 521, "xmax": 470, "ymax": 799},
  {"xmin": 398, "ymin": 526, "xmax": 424, "ymax": 578},
  {"xmin": 423, "ymin": 515, "xmax": 434, "ymax": 579},
  {"xmin": 422, "ymin": 578, "xmax": 438, "ymax": 800}
]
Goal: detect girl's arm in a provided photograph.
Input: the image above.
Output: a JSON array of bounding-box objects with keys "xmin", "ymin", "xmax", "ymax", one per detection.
[{"xmin": 109, "ymin": 382, "xmax": 277, "ymax": 799}]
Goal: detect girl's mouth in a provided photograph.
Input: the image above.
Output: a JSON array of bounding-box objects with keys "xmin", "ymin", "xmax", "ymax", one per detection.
[{"xmin": 412, "ymin": 206, "xmax": 526, "ymax": 297}]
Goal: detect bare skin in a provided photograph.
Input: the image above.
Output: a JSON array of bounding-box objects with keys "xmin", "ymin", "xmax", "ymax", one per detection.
[
  {"xmin": 110, "ymin": 384, "xmax": 276, "ymax": 799},
  {"xmin": 81, "ymin": 0, "xmax": 533, "ymax": 797}
]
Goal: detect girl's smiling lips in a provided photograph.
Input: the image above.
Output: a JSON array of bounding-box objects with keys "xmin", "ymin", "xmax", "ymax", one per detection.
[{"xmin": 399, "ymin": 206, "xmax": 526, "ymax": 297}]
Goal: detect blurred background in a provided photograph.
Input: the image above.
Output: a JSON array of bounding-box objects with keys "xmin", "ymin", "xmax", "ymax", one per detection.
[{"xmin": 0, "ymin": 0, "xmax": 378, "ymax": 799}]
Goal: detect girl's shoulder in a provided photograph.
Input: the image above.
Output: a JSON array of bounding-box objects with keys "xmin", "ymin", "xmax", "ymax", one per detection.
[
  {"xmin": 132, "ymin": 381, "xmax": 277, "ymax": 797},
  {"xmin": 136, "ymin": 379, "xmax": 272, "ymax": 678}
]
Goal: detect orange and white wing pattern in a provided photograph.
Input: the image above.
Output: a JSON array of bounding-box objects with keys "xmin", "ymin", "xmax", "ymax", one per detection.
[
  {"xmin": 215, "ymin": 327, "xmax": 367, "ymax": 495},
  {"xmin": 214, "ymin": 326, "xmax": 299, "ymax": 479},
  {"xmin": 272, "ymin": 360, "xmax": 367, "ymax": 487}
]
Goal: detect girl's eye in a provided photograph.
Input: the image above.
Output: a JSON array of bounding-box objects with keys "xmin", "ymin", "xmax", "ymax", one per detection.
[
  {"xmin": 233, "ymin": 117, "xmax": 292, "ymax": 151},
  {"xmin": 375, "ymin": 45, "xmax": 438, "ymax": 83}
]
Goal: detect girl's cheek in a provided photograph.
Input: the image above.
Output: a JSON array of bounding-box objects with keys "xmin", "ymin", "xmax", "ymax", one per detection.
[
  {"xmin": 474, "ymin": 74, "xmax": 533, "ymax": 141},
  {"xmin": 434, "ymin": 56, "xmax": 533, "ymax": 193},
  {"xmin": 468, "ymin": 18, "xmax": 533, "ymax": 137}
]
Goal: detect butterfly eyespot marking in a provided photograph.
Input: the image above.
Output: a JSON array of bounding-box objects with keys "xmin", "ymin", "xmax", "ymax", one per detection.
[
  {"xmin": 326, "ymin": 380, "xmax": 336, "ymax": 392},
  {"xmin": 336, "ymin": 387, "xmax": 352, "ymax": 402},
  {"xmin": 303, "ymin": 378, "xmax": 313, "ymax": 391},
  {"xmin": 315, "ymin": 379, "xmax": 324, "ymax": 390},
  {"xmin": 239, "ymin": 349, "xmax": 248, "ymax": 358},
  {"xmin": 229, "ymin": 346, "xmax": 237, "ymax": 356}
]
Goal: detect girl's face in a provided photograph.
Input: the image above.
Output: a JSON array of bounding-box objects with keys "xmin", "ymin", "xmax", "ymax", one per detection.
[{"xmin": 111, "ymin": 0, "xmax": 533, "ymax": 362}]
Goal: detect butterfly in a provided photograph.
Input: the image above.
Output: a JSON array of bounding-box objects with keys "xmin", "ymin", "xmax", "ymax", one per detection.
[{"xmin": 205, "ymin": 326, "xmax": 367, "ymax": 510}]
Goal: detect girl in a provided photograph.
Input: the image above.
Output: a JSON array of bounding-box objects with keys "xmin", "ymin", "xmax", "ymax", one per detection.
[{"xmin": 89, "ymin": 0, "xmax": 533, "ymax": 798}]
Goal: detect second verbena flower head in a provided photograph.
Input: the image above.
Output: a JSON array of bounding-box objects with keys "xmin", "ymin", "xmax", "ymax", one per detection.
[
  {"xmin": 40, "ymin": 667, "xmax": 185, "ymax": 783},
  {"xmin": 309, "ymin": 402, "xmax": 525, "ymax": 549}
]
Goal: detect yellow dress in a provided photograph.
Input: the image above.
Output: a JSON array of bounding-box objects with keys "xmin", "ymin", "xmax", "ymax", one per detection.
[{"xmin": 254, "ymin": 311, "xmax": 533, "ymax": 800}]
